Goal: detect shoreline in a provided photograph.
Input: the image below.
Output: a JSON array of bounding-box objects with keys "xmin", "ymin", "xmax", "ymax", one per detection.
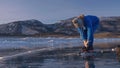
[{"xmin": 0, "ymin": 32, "xmax": 119, "ymax": 38}]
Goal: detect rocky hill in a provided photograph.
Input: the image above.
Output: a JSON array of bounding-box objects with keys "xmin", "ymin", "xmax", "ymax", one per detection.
[{"xmin": 0, "ymin": 16, "xmax": 119, "ymax": 37}]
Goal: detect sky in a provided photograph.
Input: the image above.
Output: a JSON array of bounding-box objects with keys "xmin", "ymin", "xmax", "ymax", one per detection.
[{"xmin": 0, "ymin": 0, "xmax": 120, "ymax": 24}]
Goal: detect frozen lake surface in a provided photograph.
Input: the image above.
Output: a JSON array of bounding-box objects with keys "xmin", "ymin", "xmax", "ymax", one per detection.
[
  {"xmin": 0, "ymin": 37, "xmax": 119, "ymax": 48},
  {"xmin": 0, "ymin": 51, "xmax": 119, "ymax": 68},
  {"xmin": 0, "ymin": 37, "xmax": 119, "ymax": 68}
]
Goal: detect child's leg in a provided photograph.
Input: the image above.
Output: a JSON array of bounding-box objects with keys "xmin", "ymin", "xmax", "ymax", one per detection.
[
  {"xmin": 93, "ymin": 19, "xmax": 99, "ymax": 33},
  {"xmin": 87, "ymin": 19, "xmax": 99, "ymax": 51}
]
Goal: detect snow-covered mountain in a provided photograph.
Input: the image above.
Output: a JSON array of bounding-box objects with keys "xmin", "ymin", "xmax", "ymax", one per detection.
[{"xmin": 0, "ymin": 16, "xmax": 119, "ymax": 37}]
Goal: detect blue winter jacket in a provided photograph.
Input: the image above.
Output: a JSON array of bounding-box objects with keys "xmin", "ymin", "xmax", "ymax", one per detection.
[{"xmin": 77, "ymin": 15, "xmax": 99, "ymax": 43}]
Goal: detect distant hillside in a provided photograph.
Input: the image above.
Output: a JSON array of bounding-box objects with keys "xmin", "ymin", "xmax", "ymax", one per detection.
[
  {"xmin": 99, "ymin": 16, "xmax": 120, "ymax": 32},
  {"xmin": 0, "ymin": 16, "xmax": 119, "ymax": 37}
]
